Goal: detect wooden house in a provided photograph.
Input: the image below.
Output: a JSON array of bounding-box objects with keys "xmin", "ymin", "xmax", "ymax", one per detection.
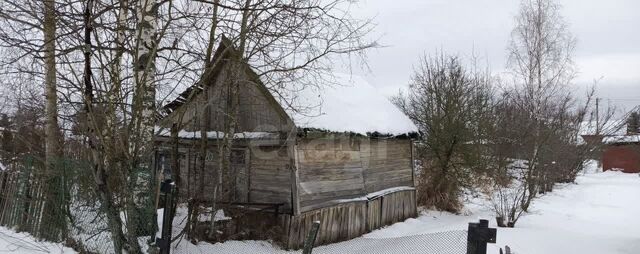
[{"xmin": 155, "ymin": 38, "xmax": 419, "ymax": 248}]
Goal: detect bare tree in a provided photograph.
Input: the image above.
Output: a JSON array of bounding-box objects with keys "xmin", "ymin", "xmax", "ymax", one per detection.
[
  {"xmin": 0, "ymin": 0, "xmax": 69, "ymax": 241},
  {"xmin": 393, "ymin": 53, "xmax": 493, "ymax": 212},
  {"xmin": 506, "ymin": 0, "xmax": 576, "ymax": 211},
  {"xmin": 0, "ymin": 0, "xmax": 375, "ymax": 250},
  {"xmin": 487, "ymin": 175, "xmax": 527, "ymax": 228},
  {"xmin": 153, "ymin": 0, "xmax": 376, "ymax": 242},
  {"xmin": 42, "ymin": 0, "xmax": 69, "ymax": 241},
  {"xmin": 44, "ymin": 0, "xmax": 63, "ymax": 170}
]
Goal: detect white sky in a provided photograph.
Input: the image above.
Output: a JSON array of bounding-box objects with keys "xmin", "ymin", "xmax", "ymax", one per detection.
[{"xmin": 342, "ymin": 0, "xmax": 640, "ymax": 112}]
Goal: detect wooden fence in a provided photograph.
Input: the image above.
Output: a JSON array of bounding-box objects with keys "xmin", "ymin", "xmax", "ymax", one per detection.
[
  {"xmin": 283, "ymin": 188, "xmax": 417, "ymax": 249},
  {"xmin": 0, "ymin": 168, "xmax": 55, "ymax": 240}
]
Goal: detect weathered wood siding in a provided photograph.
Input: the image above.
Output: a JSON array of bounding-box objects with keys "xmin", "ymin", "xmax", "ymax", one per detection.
[
  {"xmin": 365, "ymin": 198, "xmax": 382, "ymax": 231},
  {"xmin": 157, "ymin": 142, "xmax": 293, "ymax": 212},
  {"xmin": 296, "ymin": 137, "xmax": 413, "ymax": 212},
  {"xmin": 249, "ymin": 145, "xmax": 293, "ymax": 213},
  {"xmin": 158, "ymin": 138, "xmax": 292, "ymax": 213},
  {"xmin": 296, "ymin": 137, "xmax": 366, "ymax": 212},
  {"xmin": 377, "ymin": 190, "xmax": 417, "ymax": 226},
  {"xmin": 283, "ymin": 189, "xmax": 417, "ymax": 249},
  {"xmin": 170, "ymin": 147, "xmax": 220, "ymax": 200},
  {"xmin": 284, "ymin": 201, "xmax": 367, "ymax": 249},
  {"xmin": 362, "ymin": 139, "xmax": 414, "ymax": 193},
  {"xmin": 164, "ymin": 63, "xmax": 293, "ymax": 133}
]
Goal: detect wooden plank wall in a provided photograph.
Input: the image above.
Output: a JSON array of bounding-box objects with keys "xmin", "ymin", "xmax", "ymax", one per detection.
[
  {"xmin": 175, "ymin": 147, "xmax": 219, "ymax": 200},
  {"xmin": 165, "ymin": 63, "xmax": 293, "ymax": 133},
  {"xmin": 284, "ymin": 189, "xmax": 417, "ymax": 249},
  {"xmin": 167, "ymin": 144, "xmax": 294, "ymax": 213},
  {"xmin": 365, "ymin": 198, "xmax": 382, "ymax": 232},
  {"xmin": 296, "ymin": 138, "xmax": 367, "ymax": 211},
  {"xmin": 378, "ymin": 190, "xmax": 417, "ymax": 226},
  {"xmin": 296, "ymin": 137, "xmax": 413, "ymax": 212},
  {"xmin": 249, "ymin": 145, "xmax": 292, "ymax": 213},
  {"xmin": 285, "ymin": 201, "xmax": 368, "ymax": 249},
  {"xmin": 362, "ymin": 139, "xmax": 414, "ymax": 193}
]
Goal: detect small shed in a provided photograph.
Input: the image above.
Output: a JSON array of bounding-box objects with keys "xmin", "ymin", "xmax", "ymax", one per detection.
[
  {"xmin": 601, "ymin": 135, "xmax": 640, "ymax": 173},
  {"xmin": 155, "ymin": 38, "xmax": 419, "ymax": 248}
]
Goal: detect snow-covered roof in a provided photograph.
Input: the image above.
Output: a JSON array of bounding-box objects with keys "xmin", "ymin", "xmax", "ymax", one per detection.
[
  {"xmin": 579, "ymin": 119, "xmax": 627, "ymax": 136},
  {"xmin": 159, "ymin": 39, "xmax": 417, "ymax": 136},
  {"xmin": 602, "ymin": 135, "xmax": 640, "ymax": 144},
  {"xmin": 578, "ymin": 119, "xmax": 627, "ymax": 145},
  {"xmin": 160, "ymin": 72, "xmax": 418, "ymax": 136},
  {"xmin": 154, "ymin": 127, "xmax": 279, "ymax": 140},
  {"xmin": 284, "ymin": 74, "xmax": 418, "ymax": 135}
]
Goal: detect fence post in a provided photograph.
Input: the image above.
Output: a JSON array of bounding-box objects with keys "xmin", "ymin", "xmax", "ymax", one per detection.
[
  {"xmin": 467, "ymin": 219, "xmax": 497, "ymax": 254},
  {"xmin": 156, "ymin": 179, "xmax": 175, "ymax": 254},
  {"xmin": 302, "ymin": 221, "xmax": 321, "ymax": 254}
]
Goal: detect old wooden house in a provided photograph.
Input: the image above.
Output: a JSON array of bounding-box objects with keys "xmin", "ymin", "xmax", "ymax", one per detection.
[{"xmin": 155, "ymin": 39, "xmax": 419, "ymax": 248}]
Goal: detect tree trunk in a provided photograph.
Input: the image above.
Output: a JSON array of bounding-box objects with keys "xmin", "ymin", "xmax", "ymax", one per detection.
[
  {"xmin": 42, "ymin": 0, "xmax": 66, "ymax": 241},
  {"xmin": 44, "ymin": 0, "xmax": 62, "ymax": 171},
  {"xmin": 126, "ymin": 0, "xmax": 158, "ymax": 251},
  {"xmin": 135, "ymin": 0, "xmax": 157, "ymax": 158},
  {"xmin": 82, "ymin": 1, "xmax": 130, "ymax": 253},
  {"xmin": 209, "ymin": 0, "xmax": 251, "ymax": 240},
  {"xmin": 95, "ymin": 160, "xmax": 127, "ymax": 254}
]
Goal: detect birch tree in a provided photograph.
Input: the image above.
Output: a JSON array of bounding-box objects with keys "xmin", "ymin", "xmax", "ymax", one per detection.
[
  {"xmin": 507, "ymin": 0, "xmax": 576, "ymax": 211},
  {"xmin": 134, "ymin": 0, "xmax": 157, "ymax": 168}
]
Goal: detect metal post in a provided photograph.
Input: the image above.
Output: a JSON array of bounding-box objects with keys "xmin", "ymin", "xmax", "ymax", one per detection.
[
  {"xmin": 467, "ymin": 219, "xmax": 496, "ymax": 254},
  {"xmin": 467, "ymin": 221, "xmax": 478, "ymax": 254},
  {"xmin": 156, "ymin": 180, "xmax": 174, "ymax": 254},
  {"xmin": 477, "ymin": 219, "xmax": 489, "ymax": 254},
  {"xmin": 302, "ymin": 221, "xmax": 321, "ymax": 254}
]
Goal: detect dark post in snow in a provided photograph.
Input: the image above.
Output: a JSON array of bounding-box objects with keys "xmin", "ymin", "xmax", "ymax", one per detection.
[
  {"xmin": 467, "ymin": 219, "xmax": 497, "ymax": 254},
  {"xmin": 156, "ymin": 179, "xmax": 175, "ymax": 254},
  {"xmin": 302, "ymin": 221, "xmax": 321, "ymax": 254}
]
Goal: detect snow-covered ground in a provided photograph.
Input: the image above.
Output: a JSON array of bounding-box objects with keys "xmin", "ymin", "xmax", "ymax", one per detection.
[
  {"xmin": 370, "ymin": 171, "xmax": 640, "ymax": 254},
  {"xmin": 0, "ymin": 227, "xmax": 75, "ymax": 254},
  {"xmin": 170, "ymin": 169, "xmax": 640, "ymax": 254},
  {"xmin": 2, "ymin": 169, "xmax": 639, "ymax": 253}
]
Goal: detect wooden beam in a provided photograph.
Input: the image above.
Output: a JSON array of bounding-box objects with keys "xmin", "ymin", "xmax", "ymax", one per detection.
[
  {"xmin": 410, "ymin": 140, "xmax": 415, "ymax": 187},
  {"xmin": 291, "ymin": 143, "xmax": 301, "ymax": 215}
]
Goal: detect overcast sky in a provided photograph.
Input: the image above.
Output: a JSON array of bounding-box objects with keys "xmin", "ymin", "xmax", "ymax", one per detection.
[{"xmin": 343, "ymin": 0, "xmax": 640, "ymax": 112}]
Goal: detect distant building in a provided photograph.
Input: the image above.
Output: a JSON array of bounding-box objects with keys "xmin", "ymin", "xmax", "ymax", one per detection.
[
  {"xmin": 601, "ymin": 135, "xmax": 640, "ymax": 173},
  {"xmin": 580, "ymin": 114, "xmax": 640, "ymax": 173}
]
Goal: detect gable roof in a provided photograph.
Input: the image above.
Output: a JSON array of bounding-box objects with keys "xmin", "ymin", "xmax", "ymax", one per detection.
[
  {"xmin": 284, "ymin": 73, "xmax": 418, "ymax": 135},
  {"xmin": 160, "ymin": 37, "xmax": 234, "ymax": 115},
  {"xmin": 161, "ymin": 39, "xmax": 418, "ymax": 136},
  {"xmin": 602, "ymin": 134, "xmax": 640, "ymax": 145}
]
